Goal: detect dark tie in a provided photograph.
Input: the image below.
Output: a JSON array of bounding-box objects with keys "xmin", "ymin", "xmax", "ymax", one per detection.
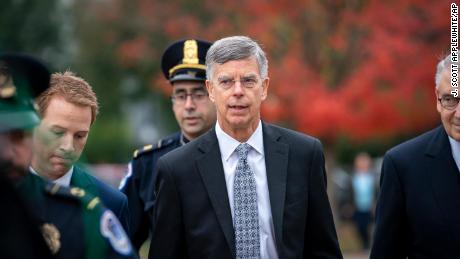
[{"xmin": 233, "ymin": 143, "xmax": 260, "ymax": 259}]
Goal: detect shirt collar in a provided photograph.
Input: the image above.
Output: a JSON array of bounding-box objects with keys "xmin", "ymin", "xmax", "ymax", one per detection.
[
  {"xmin": 29, "ymin": 166, "xmax": 74, "ymax": 187},
  {"xmin": 448, "ymin": 136, "xmax": 460, "ymax": 169},
  {"xmin": 180, "ymin": 133, "xmax": 190, "ymax": 146},
  {"xmin": 215, "ymin": 120, "xmax": 264, "ymax": 161}
]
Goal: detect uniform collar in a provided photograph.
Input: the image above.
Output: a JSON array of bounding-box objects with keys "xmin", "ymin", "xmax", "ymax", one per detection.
[{"xmin": 180, "ymin": 133, "xmax": 190, "ymax": 146}]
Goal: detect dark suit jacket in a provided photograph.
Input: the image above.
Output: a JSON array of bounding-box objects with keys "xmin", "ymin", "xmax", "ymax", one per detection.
[
  {"xmin": 71, "ymin": 166, "xmax": 130, "ymax": 234},
  {"xmin": 149, "ymin": 122, "xmax": 342, "ymax": 259},
  {"xmin": 370, "ymin": 126, "xmax": 460, "ymax": 259}
]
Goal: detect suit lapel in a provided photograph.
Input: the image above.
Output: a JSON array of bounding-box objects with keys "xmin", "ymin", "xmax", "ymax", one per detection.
[
  {"xmin": 262, "ymin": 123, "xmax": 289, "ymax": 252},
  {"xmin": 427, "ymin": 126, "xmax": 460, "ymax": 238},
  {"xmin": 195, "ymin": 129, "xmax": 236, "ymax": 257}
]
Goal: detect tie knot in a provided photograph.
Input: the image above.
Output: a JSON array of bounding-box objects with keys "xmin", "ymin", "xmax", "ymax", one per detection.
[{"xmin": 235, "ymin": 143, "xmax": 250, "ymax": 160}]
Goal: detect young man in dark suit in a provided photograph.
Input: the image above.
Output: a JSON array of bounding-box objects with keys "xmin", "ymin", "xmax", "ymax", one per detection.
[
  {"xmin": 30, "ymin": 71, "xmax": 130, "ymax": 233},
  {"xmin": 149, "ymin": 36, "xmax": 342, "ymax": 259},
  {"xmin": 370, "ymin": 54, "xmax": 460, "ymax": 258}
]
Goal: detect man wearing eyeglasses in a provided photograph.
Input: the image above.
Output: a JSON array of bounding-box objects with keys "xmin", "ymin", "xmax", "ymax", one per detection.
[
  {"xmin": 370, "ymin": 54, "xmax": 460, "ymax": 258},
  {"xmin": 148, "ymin": 36, "xmax": 342, "ymax": 259},
  {"xmin": 119, "ymin": 39, "xmax": 217, "ymax": 251}
]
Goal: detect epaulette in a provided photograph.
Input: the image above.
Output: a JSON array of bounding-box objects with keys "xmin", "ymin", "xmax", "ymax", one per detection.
[
  {"xmin": 132, "ymin": 135, "xmax": 177, "ymax": 159},
  {"xmin": 44, "ymin": 183, "xmax": 102, "ymax": 211},
  {"xmin": 44, "ymin": 182, "xmax": 80, "ymax": 200}
]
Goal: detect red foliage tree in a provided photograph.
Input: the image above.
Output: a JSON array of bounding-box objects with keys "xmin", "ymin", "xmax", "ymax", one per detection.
[{"xmin": 80, "ymin": 0, "xmax": 450, "ymax": 144}]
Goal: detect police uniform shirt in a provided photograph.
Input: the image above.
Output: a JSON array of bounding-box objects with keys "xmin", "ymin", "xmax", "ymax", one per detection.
[{"xmin": 119, "ymin": 132, "xmax": 185, "ymax": 249}]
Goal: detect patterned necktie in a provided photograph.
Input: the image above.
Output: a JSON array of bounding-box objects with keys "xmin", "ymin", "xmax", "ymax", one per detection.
[{"xmin": 233, "ymin": 143, "xmax": 260, "ymax": 259}]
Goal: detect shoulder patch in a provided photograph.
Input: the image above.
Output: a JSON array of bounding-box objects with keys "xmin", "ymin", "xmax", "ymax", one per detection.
[{"xmin": 100, "ymin": 210, "xmax": 133, "ymax": 255}]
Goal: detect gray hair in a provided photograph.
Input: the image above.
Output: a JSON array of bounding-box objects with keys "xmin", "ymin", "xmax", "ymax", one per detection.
[
  {"xmin": 435, "ymin": 54, "xmax": 457, "ymax": 88},
  {"xmin": 205, "ymin": 36, "xmax": 268, "ymax": 80}
]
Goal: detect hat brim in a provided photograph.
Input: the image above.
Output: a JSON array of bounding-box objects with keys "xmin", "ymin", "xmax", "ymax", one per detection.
[
  {"xmin": 169, "ymin": 74, "xmax": 206, "ymax": 83},
  {"xmin": 0, "ymin": 110, "xmax": 40, "ymax": 133}
]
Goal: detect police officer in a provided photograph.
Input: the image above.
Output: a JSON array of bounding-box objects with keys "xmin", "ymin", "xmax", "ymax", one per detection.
[
  {"xmin": 0, "ymin": 53, "xmax": 136, "ymax": 259},
  {"xmin": 120, "ymin": 39, "xmax": 217, "ymax": 250}
]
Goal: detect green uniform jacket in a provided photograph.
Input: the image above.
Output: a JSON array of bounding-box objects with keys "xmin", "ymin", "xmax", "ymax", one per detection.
[
  {"xmin": 17, "ymin": 173, "xmax": 136, "ymax": 259},
  {"xmin": 71, "ymin": 166, "xmax": 130, "ymax": 234}
]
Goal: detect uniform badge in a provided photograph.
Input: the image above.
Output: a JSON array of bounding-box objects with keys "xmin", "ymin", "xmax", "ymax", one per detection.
[
  {"xmin": 70, "ymin": 187, "xmax": 86, "ymax": 197},
  {"xmin": 182, "ymin": 40, "xmax": 199, "ymax": 64},
  {"xmin": 40, "ymin": 223, "xmax": 61, "ymax": 254},
  {"xmin": 100, "ymin": 210, "xmax": 133, "ymax": 255}
]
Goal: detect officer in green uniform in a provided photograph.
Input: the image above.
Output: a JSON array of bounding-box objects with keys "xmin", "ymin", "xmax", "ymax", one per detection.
[
  {"xmin": 0, "ymin": 53, "xmax": 136, "ymax": 259},
  {"xmin": 0, "ymin": 53, "xmax": 55, "ymax": 259},
  {"xmin": 119, "ymin": 39, "xmax": 217, "ymax": 250}
]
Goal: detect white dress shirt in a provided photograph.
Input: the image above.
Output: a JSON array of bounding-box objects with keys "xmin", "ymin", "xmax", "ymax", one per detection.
[
  {"xmin": 449, "ymin": 136, "xmax": 460, "ymax": 172},
  {"xmin": 30, "ymin": 166, "xmax": 74, "ymax": 187},
  {"xmin": 215, "ymin": 121, "xmax": 279, "ymax": 259}
]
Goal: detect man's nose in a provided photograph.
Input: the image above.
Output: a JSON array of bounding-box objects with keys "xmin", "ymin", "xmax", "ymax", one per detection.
[
  {"xmin": 232, "ymin": 81, "xmax": 245, "ymax": 96},
  {"xmin": 59, "ymin": 135, "xmax": 75, "ymax": 153},
  {"xmin": 184, "ymin": 94, "xmax": 196, "ymax": 109}
]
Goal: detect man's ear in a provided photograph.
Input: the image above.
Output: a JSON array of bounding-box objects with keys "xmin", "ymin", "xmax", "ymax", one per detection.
[
  {"xmin": 206, "ymin": 80, "xmax": 215, "ymax": 102},
  {"xmin": 261, "ymin": 77, "xmax": 269, "ymax": 100},
  {"xmin": 436, "ymin": 88, "xmax": 442, "ymax": 113}
]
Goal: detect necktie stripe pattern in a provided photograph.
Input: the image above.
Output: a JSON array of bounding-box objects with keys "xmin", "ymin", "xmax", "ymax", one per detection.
[{"xmin": 234, "ymin": 143, "xmax": 260, "ymax": 259}]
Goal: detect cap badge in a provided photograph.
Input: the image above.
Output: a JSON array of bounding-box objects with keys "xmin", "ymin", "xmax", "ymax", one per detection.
[
  {"xmin": 0, "ymin": 65, "xmax": 16, "ymax": 99},
  {"xmin": 182, "ymin": 40, "xmax": 199, "ymax": 64}
]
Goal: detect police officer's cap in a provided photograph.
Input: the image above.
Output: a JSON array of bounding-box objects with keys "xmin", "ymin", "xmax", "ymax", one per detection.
[
  {"xmin": 0, "ymin": 53, "xmax": 50, "ymax": 132},
  {"xmin": 161, "ymin": 39, "xmax": 212, "ymax": 83}
]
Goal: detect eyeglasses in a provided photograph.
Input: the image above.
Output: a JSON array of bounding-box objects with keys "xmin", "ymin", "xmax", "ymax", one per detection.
[
  {"xmin": 438, "ymin": 95, "xmax": 460, "ymax": 110},
  {"xmin": 215, "ymin": 76, "xmax": 261, "ymax": 90},
  {"xmin": 171, "ymin": 91, "xmax": 209, "ymax": 104}
]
